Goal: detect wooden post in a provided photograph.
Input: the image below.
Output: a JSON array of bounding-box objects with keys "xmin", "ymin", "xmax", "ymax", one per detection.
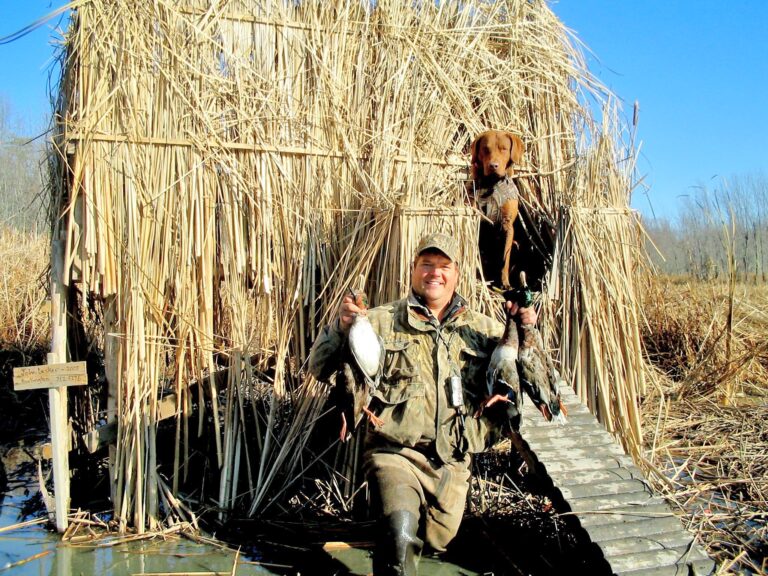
[
  {"xmin": 48, "ymin": 359, "xmax": 69, "ymax": 533},
  {"xmin": 11, "ymin": 239, "xmax": 85, "ymax": 533},
  {"xmin": 50, "ymin": 237, "xmax": 68, "ymax": 532}
]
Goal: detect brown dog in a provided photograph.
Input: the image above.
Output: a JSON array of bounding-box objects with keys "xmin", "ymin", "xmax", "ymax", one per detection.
[{"xmin": 468, "ymin": 130, "xmax": 525, "ymax": 289}]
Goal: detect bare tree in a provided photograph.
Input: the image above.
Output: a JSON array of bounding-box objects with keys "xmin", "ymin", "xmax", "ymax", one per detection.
[
  {"xmin": 644, "ymin": 172, "xmax": 768, "ymax": 282},
  {"xmin": 0, "ymin": 98, "xmax": 47, "ymax": 233}
]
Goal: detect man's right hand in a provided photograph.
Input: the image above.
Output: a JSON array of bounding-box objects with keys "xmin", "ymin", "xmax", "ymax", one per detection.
[{"xmin": 338, "ymin": 293, "xmax": 363, "ymax": 333}]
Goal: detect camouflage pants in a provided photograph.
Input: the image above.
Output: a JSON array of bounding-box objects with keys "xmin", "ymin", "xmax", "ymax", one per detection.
[{"xmin": 364, "ymin": 446, "xmax": 471, "ymax": 553}]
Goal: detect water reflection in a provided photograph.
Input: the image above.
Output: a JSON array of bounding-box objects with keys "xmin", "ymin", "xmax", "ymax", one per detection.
[{"xmin": 0, "ymin": 446, "xmax": 281, "ymax": 576}]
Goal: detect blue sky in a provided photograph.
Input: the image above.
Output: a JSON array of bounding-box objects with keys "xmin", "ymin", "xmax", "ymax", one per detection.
[
  {"xmin": 552, "ymin": 1, "xmax": 768, "ymax": 221},
  {"xmin": 0, "ymin": 2, "xmax": 65, "ymax": 131},
  {"xmin": 2, "ymin": 1, "xmax": 767, "ymax": 221}
]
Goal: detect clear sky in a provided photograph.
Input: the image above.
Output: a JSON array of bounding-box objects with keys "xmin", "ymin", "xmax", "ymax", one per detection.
[
  {"xmin": 551, "ymin": 1, "xmax": 768, "ymax": 221},
  {"xmin": 0, "ymin": 1, "xmax": 66, "ymax": 131},
  {"xmin": 2, "ymin": 1, "xmax": 767, "ymax": 221}
]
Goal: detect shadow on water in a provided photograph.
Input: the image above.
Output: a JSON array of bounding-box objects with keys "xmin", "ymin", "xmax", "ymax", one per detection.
[
  {"xmin": 215, "ymin": 518, "xmax": 515, "ymax": 576},
  {"xmin": 204, "ymin": 448, "xmax": 603, "ymax": 576}
]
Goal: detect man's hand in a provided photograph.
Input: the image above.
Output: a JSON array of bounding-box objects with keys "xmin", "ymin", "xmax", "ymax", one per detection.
[
  {"xmin": 506, "ymin": 300, "xmax": 537, "ymax": 326},
  {"xmin": 474, "ymin": 393, "xmax": 510, "ymax": 417},
  {"xmin": 337, "ymin": 293, "xmax": 363, "ymax": 333}
]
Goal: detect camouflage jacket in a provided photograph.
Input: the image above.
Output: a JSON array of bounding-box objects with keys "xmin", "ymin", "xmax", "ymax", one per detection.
[{"xmin": 308, "ymin": 292, "xmax": 504, "ymax": 464}]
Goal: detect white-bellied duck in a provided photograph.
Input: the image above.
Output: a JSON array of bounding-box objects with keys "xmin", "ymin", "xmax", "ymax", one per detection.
[{"xmin": 334, "ymin": 289, "xmax": 384, "ymax": 441}]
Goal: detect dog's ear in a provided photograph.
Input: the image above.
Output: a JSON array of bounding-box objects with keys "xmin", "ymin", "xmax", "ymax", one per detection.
[
  {"xmin": 506, "ymin": 132, "xmax": 525, "ymax": 166},
  {"xmin": 469, "ymin": 134, "xmax": 483, "ymax": 179}
]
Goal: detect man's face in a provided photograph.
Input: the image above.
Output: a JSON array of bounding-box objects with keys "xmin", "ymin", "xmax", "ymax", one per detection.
[{"xmin": 412, "ymin": 251, "xmax": 459, "ymax": 311}]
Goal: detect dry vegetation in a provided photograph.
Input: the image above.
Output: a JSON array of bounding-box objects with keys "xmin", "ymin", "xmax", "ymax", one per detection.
[
  {"xmin": 49, "ymin": 0, "xmax": 648, "ymax": 532},
  {"xmin": 0, "ymin": 228, "xmax": 49, "ymax": 359},
  {"xmin": 0, "ymin": 228, "xmax": 50, "ymax": 440},
  {"xmin": 7, "ymin": 230, "xmax": 768, "ymax": 571},
  {"xmin": 641, "ymin": 276, "xmax": 768, "ymax": 574}
]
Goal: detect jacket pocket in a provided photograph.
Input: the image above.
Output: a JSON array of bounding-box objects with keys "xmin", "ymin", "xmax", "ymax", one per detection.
[
  {"xmin": 382, "ymin": 340, "xmax": 418, "ymax": 380},
  {"xmin": 371, "ymin": 340, "xmax": 427, "ymax": 447},
  {"xmin": 375, "ymin": 340, "xmax": 423, "ymax": 405}
]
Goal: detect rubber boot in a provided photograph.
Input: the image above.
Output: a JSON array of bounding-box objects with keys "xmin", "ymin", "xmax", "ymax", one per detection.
[{"xmin": 371, "ymin": 510, "xmax": 422, "ymax": 576}]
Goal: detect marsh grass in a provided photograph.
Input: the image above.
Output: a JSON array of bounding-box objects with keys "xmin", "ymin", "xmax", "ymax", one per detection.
[
  {"xmin": 0, "ymin": 227, "xmax": 51, "ymax": 441},
  {"xmin": 641, "ymin": 276, "xmax": 768, "ymax": 574},
  {"xmin": 0, "ymin": 228, "xmax": 49, "ymax": 354}
]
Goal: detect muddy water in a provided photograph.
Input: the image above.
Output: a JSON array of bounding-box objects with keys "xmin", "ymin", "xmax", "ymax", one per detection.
[
  {"xmin": 0, "ymin": 514, "xmax": 491, "ymax": 576},
  {"xmin": 0, "ymin": 483, "xmax": 284, "ymax": 575},
  {"xmin": 0, "ymin": 531, "xmax": 284, "ymax": 575}
]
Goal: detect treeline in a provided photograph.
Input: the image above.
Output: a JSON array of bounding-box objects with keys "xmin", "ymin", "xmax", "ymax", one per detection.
[
  {"xmin": 643, "ymin": 172, "xmax": 768, "ymax": 281},
  {"xmin": 0, "ymin": 99, "xmax": 47, "ymax": 233}
]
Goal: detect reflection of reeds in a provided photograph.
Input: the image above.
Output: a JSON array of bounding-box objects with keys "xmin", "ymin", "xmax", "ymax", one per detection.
[
  {"xmin": 48, "ymin": 0, "xmax": 647, "ymax": 531},
  {"xmin": 642, "ymin": 277, "xmax": 768, "ymax": 573}
]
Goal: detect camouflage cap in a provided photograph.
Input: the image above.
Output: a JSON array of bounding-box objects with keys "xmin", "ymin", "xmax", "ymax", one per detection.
[{"xmin": 415, "ymin": 232, "xmax": 460, "ymax": 265}]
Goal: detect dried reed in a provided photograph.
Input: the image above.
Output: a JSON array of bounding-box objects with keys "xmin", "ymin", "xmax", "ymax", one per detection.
[
  {"xmin": 0, "ymin": 228, "xmax": 50, "ymax": 353},
  {"xmin": 642, "ymin": 277, "xmax": 768, "ymax": 573}
]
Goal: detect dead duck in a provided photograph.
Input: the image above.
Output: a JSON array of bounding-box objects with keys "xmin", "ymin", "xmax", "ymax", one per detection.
[
  {"xmin": 478, "ymin": 300, "xmax": 523, "ymax": 432},
  {"xmin": 514, "ymin": 272, "xmax": 567, "ymax": 424},
  {"xmin": 333, "ymin": 289, "xmax": 384, "ymax": 441}
]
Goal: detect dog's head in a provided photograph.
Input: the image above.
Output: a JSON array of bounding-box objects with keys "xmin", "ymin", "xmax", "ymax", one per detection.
[{"xmin": 469, "ymin": 130, "xmax": 525, "ymax": 184}]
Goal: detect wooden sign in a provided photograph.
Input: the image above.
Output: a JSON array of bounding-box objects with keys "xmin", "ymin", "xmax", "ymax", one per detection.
[{"xmin": 13, "ymin": 362, "xmax": 88, "ymax": 391}]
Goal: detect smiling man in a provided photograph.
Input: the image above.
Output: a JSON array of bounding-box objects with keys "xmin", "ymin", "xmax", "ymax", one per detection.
[{"xmin": 308, "ymin": 232, "xmax": 536, "ymax": 575}]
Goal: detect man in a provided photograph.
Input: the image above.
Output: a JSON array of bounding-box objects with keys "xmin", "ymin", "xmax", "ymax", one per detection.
[{"xmin": 308, "ymin": 232, "xmax": 536, "ymax": 575}]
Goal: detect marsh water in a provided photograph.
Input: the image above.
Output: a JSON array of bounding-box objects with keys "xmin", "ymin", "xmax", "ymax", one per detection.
[
  {"xmin": 0, "ymin": 450, "xmax": 284, "ymax": 575},
  {"xmin": 0, "ymin": 456, "xmax": 502, "ymax": 576}
]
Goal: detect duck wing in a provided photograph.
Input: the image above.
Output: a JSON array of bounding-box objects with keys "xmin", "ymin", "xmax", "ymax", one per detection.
[
  {"xmin": 517, "ymin": 323, "xmax": 567, "ymax": 424},
  {"xmin": 484, "ymin": 308, "xmax": 522, "ymax": 431}
]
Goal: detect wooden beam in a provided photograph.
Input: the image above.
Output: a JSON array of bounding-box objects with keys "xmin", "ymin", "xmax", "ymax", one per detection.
[
  {"xmin": 48, "ymin": 238, "xmax": 70, "ymax": 533},
  {"xmin": 83, "ymin": 370, "xmax": 227, "ymax": 454}
]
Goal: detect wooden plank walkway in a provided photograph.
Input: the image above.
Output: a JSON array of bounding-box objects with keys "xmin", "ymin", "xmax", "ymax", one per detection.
[{"xmin": 518, "ymin": 384, "xmax": 716, "ymax": 576}]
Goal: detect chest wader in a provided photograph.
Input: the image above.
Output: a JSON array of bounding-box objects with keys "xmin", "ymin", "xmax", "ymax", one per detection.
[
  {"xmin": 368, "ymin": 299, "xmax": 477, "ymax": 575},
  {"xmin": 372, "ymin": 331, "xmax": 468, "ymax": 575}
]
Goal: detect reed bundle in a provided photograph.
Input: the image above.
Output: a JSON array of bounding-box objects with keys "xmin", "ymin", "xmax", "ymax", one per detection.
[
  {"xmin": 48, "ymin": 0, "xmax": 645, "ymax": 529},
  {"xmin": 555, "ymin": 111, "xmax": 647, "ymax": 459}
]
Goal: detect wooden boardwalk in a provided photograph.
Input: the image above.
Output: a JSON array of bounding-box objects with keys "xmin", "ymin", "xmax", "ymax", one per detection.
[{"xmin": 518, "ymin": 384, "xmax": 716, "ymax": 576}]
